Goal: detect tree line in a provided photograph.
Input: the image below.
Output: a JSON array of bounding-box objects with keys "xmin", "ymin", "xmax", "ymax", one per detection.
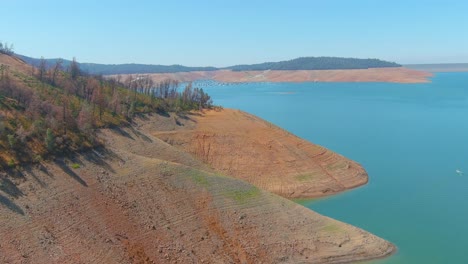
[
  {"xmin": 118, "ymin": 75, "xmax": 213, "ymax": 112},
  {"xmin": 18, "ymin": 55, "xmax": 402, "ymax": 75},
  {"xmin": 227, "ymin": 57, "xmax": 401, "ymax": 71},
  {"xmin": 17, "ymin": 54, "xmax": 218, "ymax": 75},
  {"xmin": 0, "ymin": 41, "xmax": 14, "ymax": 55},
  {"xmin": 0, "ymin": 54, "xmax": 213, "ymax": 168}
]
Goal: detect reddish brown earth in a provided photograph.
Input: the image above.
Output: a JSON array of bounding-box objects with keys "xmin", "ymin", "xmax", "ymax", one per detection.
[
  {"xmin": 153, "ymin": 109, "xmax": 368, "ymax": 199},
  {"xmin": 0, "ymin": 54, "xmax": 32, "ymax": 73},
  {"xmin": 109, "ymin": 67, "xmax": 432, "ymax": 83},
  {"xmin": 0, "ymin": 112, "xmax": 395, "ymax": 263}
]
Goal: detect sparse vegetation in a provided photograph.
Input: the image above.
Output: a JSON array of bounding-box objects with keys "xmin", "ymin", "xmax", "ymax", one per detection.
[
  {"xmin": 7, "ymin": 134, "xmax": 16, "ymax": 150},
  {"xmin": 191, "ymin": 172, "xmax": 209, "ymax": 186},
  {"xmin": 0, "ymin": 41, "xmax": 14, "ymax": 55},
  {"xmin": 295, "ymin": 173, "xmax": 316, "ymax": 182},
  {"xmin": 224, "ymin": 186, "xmax": 260, "ymax": 204},
  {"xmin": 0, "ymin": 51, "xmax": 214, "ymax": 169},
  {"xmin": 322, "ymin": 224, "xmax": 343, "ymax": 233},
  {"xmin": 45, "ymin": 128, "xmax": 54, "ymax": 153}
]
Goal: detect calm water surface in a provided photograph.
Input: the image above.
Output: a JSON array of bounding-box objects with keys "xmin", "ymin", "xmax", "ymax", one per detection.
[{"xmin": 201, "ymin": 72, "xmax": 468, "ymax": 263}]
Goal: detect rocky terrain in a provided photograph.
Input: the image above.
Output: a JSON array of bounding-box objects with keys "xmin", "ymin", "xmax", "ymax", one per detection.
[
  {"xmin": 0, "ymin": 111, "xmax": 395, "ymax": 263},
  {"xmin": 108, "ymin": 67, "xmax": 432, "ymax": 84}
]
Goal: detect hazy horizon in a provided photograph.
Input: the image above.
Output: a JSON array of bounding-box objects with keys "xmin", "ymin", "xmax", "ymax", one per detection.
[
  {"xmin": 16, "ymin": 54, "xmax": 468, "ymax": 68},
  {"xmin": 2, "ymin": 0, "xmax": 468, "ymax": 66}
]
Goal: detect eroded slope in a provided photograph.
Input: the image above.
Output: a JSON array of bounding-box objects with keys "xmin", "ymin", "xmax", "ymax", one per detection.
[
  {"xmin": 0, "ymin": 120, "xmax": 394, "ymax": 263},
  {"xmin": 153, "ymin": 109, "xmax": 368, "ymax": 199}
]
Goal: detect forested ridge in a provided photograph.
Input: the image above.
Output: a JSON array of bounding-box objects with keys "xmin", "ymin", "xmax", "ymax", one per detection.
[
  {"xmin": 227, "ymin": 57, "xmax": 401, "ymax": 71},
  {"xmin": 17, "ymin": 55, "xmax": 218, "ymax": 75},
  {"xmin": 18, "ymin": 54, "xmax": 401, "ymax": 75}
]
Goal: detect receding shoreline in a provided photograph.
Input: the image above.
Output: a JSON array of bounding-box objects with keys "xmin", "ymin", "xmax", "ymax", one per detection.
[
  {"xmin": 153, "ymin": 109, "xmax": 370, "ymax": 199},
  {"xmin": 108, "ymin": 67, "xmax": 432, "ymax": 84}
]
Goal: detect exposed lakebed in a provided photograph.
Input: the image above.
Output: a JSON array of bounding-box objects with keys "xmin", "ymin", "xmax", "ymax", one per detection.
[{"xmin": 201, "ymin": 72, "xmax": 468, "ymax": 263}]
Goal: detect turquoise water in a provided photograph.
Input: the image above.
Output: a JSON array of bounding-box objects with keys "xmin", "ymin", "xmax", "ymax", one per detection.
[{"xmin": 201, "ymin": 73, "xmax": 468, "ymax": 263}]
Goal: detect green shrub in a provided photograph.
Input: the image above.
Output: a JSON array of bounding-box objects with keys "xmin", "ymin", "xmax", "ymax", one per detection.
[
  {"xmin": 45, "ymin": 128, "xmax": 54, "ymax": 152},
  {"xmin": 33, "ymin": 155, "xmax": 43, "ymax": 162},
  {"xmin": 7, "ymin": 134, "xmax": 16, "ymax": 149}
]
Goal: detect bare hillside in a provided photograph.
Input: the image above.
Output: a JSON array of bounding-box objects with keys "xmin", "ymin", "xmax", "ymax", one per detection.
[
  {"xmin": 153, "ymin": 109, "xmax": 368, "ymax": 199},
  {"xmin": 0, "ymin": 114, "xmax": 394, "ymax": 263}
]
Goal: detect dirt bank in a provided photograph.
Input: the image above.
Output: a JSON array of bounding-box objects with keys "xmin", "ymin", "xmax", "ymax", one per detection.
[
  {"xmin": 0, "ymin": 113, "xmax": 394, "ymax": 263},
  {"xmin": 108, "ymin": 67, "xmax": 431, "ymax": 83},
  {"xmin": 153, "ymin": 109, "xmax": 368, "ymax": 199}
]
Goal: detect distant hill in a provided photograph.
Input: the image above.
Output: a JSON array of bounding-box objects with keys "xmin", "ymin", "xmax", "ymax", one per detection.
[
  {"xmin": 16, "ymin": 55, "xmax": 218, "ymax": 75},
  {"xmin": 226, "ymin": 57, "xmax": 401, "ymax": 71},
  {"xmin": 78, "ymin": 63, "xmax": 218, "ymax": 75},
  {"xmin": 404, "ymin": 63, "xmax": 468, "ymax": 72},
  {"xmin": 15, "ymin": 54, "xmax": 72, "ymax": 69},
  {"xmin": 17, "ymin": 55, "xmax": 401, "ymax": 75}
]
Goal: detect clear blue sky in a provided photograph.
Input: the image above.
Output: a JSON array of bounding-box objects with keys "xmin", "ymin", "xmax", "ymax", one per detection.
[{"xmin": 2, "ymin": 0, "xmax": 468, "ymax": 66}]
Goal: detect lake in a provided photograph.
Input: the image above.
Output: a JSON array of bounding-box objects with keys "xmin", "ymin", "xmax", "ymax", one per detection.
[{"xmin": 200, "ymin": 72, "xmax": 468, "ymax": 263}]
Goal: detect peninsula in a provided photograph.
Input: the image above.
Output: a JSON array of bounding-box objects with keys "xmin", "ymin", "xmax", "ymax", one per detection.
[{"xmin": 153, "ymin": 109, "xmax": 368, "ymax": 198}]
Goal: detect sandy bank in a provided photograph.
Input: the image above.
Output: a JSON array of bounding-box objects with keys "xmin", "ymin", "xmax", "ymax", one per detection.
[{"xmin": 108, "ymin": 67, "xmax": 432, "ymax": 83}]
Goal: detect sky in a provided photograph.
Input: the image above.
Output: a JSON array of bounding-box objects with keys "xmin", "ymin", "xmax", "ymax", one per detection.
[{"xmin": 2, "ymin": 0, "xmax": 468, "ymax": 66}]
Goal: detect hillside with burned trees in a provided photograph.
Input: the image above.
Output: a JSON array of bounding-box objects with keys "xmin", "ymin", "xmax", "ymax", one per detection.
[{"xmin": 0, "ymin": 49, "xmax": 212, "ymax": 169}]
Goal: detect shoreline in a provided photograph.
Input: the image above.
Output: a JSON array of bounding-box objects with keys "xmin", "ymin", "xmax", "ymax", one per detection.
[
  {"xmin": 135, "ymin": 109, "xmax": 398, "ymax": 262},
  {"xmin": 107, "ymin": 67, "xmax": 432, "ymax": 84},
  {"xmin": 153, "ymin": 109, "xmax": 371, "ymax": 200},
  {"xmin": 0, "ymin": 109, "xmax": 396, "ymax": 263}
]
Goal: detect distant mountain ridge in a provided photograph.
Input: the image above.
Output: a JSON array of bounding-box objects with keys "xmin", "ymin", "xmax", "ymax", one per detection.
[
  {"xmin": 15, "ymin": 55, "xmax": 218, "ymax": 75},
  {"xmin": 226, "ymin": 57, "xmax": 401, "ymax": 71},
  {"xmin": 16, "ymin": 54, "xmax": 401, "ymax": 75}
]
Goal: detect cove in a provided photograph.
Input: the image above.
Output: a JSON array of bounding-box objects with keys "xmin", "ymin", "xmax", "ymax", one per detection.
[{"xmin": 200, "ymin": 72, "xmax": 468, "ymax": 263}]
